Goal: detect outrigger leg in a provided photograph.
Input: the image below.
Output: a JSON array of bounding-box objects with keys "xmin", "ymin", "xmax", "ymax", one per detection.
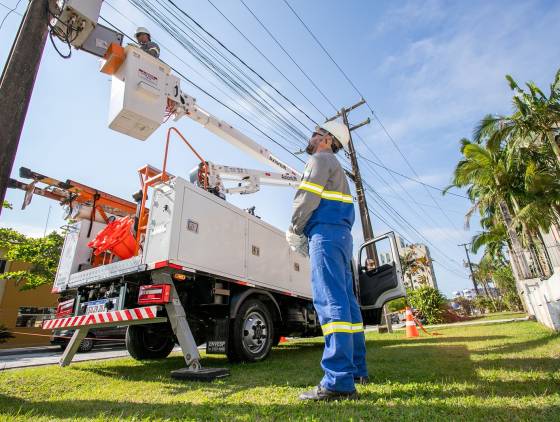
[{"xmin": 166, "ymin": 283, "xmax": 230, "ymax": 381}]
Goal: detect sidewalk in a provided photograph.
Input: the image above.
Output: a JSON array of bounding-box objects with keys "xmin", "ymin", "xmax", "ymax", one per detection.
[
  {"xmin": 0, "ymin": 345, "xmax": 60, "ymax": 357},
  {"xmin": 391, "ymin": 316, "xmax": 529, "ymax": 330}
]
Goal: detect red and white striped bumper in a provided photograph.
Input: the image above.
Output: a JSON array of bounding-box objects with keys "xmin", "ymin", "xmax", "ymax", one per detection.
[{"xmin": 42, "ymin": 306, "xmax": 161, "ymax": 330}]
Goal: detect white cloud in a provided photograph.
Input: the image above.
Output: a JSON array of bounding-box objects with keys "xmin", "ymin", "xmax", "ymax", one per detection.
[{"xmin": 371, "ymin": 1, "xmax": 560, "ymax": 152}]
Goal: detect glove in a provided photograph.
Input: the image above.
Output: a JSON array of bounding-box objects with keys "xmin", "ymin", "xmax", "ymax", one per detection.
[{"xmin": 286, "ymin": 230, "xmax": 309, "ymax": 257}]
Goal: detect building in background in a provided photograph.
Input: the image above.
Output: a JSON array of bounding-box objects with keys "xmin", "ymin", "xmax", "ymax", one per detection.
[
  {"xmin": 380, "ymin": 234, "xmax": 439, "ymax": 290},
  {"xmin": 0, "ymin": 257, "xmax": 58, "ymax": 348}
]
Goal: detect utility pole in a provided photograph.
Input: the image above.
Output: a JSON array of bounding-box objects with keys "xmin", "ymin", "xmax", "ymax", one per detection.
[
  {"xmin": 459, "ymin": 243, "xmax": 480, "ymax": 295},
  {"xmin": 0, "ymin": 0, "xmax": 49, "ymax": 215},
  {"xmin": 326, "ymin": 99, "xmax": 377, "ymax": 265}
]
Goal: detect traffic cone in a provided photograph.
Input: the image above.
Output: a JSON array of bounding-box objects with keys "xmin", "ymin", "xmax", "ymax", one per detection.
[{"xmin": 405, "ymin": 307, "xmax": 419, "ymax": 338}]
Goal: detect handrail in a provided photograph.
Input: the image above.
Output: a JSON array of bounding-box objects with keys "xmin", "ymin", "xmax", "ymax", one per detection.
[{"xmin": 134, "ymin": 127, "xmax": 209, "ymax": 254}]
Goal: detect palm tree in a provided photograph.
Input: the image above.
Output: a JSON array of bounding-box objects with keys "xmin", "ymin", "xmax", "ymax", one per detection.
[
  {"xmin": 474, "ymin": 70, "xmax": 560, "ymax": 164},
  {"xmin": 446, "ymin": 138, "xmax": 532, "ymax": 279}
]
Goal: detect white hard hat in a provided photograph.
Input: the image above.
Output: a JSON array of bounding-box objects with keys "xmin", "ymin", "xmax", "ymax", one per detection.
[
  {"xmin": 319, "ymin": 120, "xmax": 350, "ymax": 149},
  {"xmin": 135, "ymin": 27, "xmax": 151, "ymax": 38}
]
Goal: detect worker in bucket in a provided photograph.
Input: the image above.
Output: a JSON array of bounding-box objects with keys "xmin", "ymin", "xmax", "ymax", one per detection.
[
  {"xmin": 286, "ymin": 121, "xmax": 368, "ymax": 401},
  {"xmin": 135, "ymin": 27, "xmax": 160, "ymax": 58}
]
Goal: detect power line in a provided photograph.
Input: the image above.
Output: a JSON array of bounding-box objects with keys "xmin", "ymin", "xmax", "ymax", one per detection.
[
  {"xmin": 0, "ymin": 0, "xmax": 23, "ymax": 32},
  {"xmin": 126, "ymin": 0, "xmax": 313, "ymax": 153},
  {"xmin": 166, "ymin": 0, "xmax": 317, "ymax": 129},
  {"xmin": 280, "ymin": 0, "xmax": 363, "ymax": 100},
  {"xmin": 363, "ymin": 188, "xmax": 469, "ymax": 279},
  {"xmin": 280, "ymin": 0, "xmax": 462, "ymax": 229},
  {"xmin": 362, "ymin": 179, "xmax": 466, "ymax": 270},
  {"xmin": 100, "ymin": 15, "xmax": 306, "ymax": 166},
  {"xmin": 104, "ymin": 1, "xmax": 305, "ymax": 150},
  {"xmin": 358, "ymin": 154, "xmax": 468, "ymax": 199},
  {"xmin": 239, "ymin": 0, "xmax": 338, "ymax": 113},
  {"xmin": 204, "ymin": 0, "xmax": 325, "ymax": 121},
  {"xmin": 105, "ymin": 0, "xmax": 308, "ymax": 148},
  {"xmin": 109, "ymin": 3, "xmax": 466, "ymax": 278}
]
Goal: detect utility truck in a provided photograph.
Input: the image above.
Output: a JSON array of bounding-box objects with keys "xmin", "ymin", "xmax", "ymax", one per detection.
[{"xmin": 9, "ymin": 0, "xmax": 406, "ymax": 380}]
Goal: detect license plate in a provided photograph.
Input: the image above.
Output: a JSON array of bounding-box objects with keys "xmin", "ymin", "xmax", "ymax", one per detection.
[{"xmin": 85, "ymin": 299, "xmax": 108, "ymax": 314}]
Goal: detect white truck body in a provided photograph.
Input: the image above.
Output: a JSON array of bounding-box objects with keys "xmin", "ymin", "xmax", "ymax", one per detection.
[
  {"xmin": 142, "ymin": 177, "xmax": 311, "ymax": 298},
  {"xmin": 53, "ymin": 177, "xmax": 311, "ymax": 299}
]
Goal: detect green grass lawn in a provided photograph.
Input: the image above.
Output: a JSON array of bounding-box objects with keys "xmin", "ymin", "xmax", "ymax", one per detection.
[
  {"xmin": 0, "ymin": 320, "xmax": 559, "ymax": 421},
  {"xmin": 470, "ymin": 311, "xmax": 528, "ymax": 322}
]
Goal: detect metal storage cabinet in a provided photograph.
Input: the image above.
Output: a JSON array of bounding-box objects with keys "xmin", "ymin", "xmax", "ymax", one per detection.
[{"xmin": 142, "ymin": 177, "xmax": 312, "ymax": 298}]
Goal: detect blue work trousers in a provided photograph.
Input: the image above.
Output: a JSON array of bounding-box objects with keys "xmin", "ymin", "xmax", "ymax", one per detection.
[{"xmin": 308, "ymin": 224, "xmax": 368, "ymax": 392}]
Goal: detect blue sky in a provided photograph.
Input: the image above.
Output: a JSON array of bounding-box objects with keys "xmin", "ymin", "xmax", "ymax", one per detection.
[{"xmin": 0, "ymin": 0, "xmax": 558, "ymax": 296}]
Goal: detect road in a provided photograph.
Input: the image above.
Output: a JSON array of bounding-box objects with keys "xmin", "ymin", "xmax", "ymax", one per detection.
[
  {"xmin": 0, "ymin": 345, "xmax": 183, "ymax": 370},
  {"xmin": 0, "ymin": 345, "xmax": 131, "ymax": 370}
]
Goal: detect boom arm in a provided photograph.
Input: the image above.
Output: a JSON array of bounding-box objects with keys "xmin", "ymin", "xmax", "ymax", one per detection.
[
  {"xmin": 171, "ymin": 92, "xmax": 301, "ymax": 178},
  {"xmin": 202, "ymin": 162, "xmax": 299, "ymax": 195}
]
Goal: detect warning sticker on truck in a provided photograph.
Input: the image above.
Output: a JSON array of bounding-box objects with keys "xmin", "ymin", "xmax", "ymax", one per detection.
[{"xmin": 138, "ymin": 68, "xmax": 158, "ymax": 87}]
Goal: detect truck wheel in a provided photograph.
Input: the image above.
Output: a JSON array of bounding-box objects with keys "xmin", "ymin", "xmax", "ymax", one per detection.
[
  {"xmin": 77, "ymin": 337, "xmax": 94, "ymax": 353},
  {"xmin": 228, "ymin": 299, "xmax": 274, "ymax": 363},
  {"xmin": 126, "ymin": 324, "xmax": 175, "ymax": 360}
]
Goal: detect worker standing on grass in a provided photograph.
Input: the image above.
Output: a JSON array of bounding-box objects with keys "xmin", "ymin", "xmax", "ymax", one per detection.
[
  {"xmin": 135, "ymin": 27, "xmax": 160, "ymax": 58},
  {"xmin": 286, "ymin": 121, "xmax": 368, "ymax": 401}
]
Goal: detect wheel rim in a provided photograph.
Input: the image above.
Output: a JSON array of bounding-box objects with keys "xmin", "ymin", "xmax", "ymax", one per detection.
[
  {"xmin": 80, "ymin": 339, "xmax": 93, "ymax": 350},
  {"xmin": 142, "ymin": 328, "xmax": 170, "ymax": 352},
  {"xmin": 242, "ymin": 311, "xmax": 268, "ymax": 355}
]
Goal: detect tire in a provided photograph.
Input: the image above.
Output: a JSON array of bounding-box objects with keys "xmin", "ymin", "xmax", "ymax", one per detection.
[
  {"xmin": 126, "ymin": 324, "xmax": 175, "ymax": 360},
  {"xmin": 227, "ymin": 299, "xmax": 274, "ymax": 363},
  {"xmin": 77, "ymin": 337, "xmax": 94, "ymax": 353}
]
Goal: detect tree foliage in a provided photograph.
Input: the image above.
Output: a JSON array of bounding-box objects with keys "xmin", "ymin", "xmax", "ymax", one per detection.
[
  {"xmin": 407, "ymin": 286, "xmax": 447, "ymax": 324},
  {"xmin": 387, "ymin": 297, "xmax": 407, "ymax": 313},
  {"xmin": 446, "ymin": 68, "xmax": 560, "ymax": 291},
  {"xmin": 0, "ymin": 228, "xmax": 64, "ymax": 290},
  {"xmin": 493, "ymin": 265, "xmax": 523, "ymax": 311}
]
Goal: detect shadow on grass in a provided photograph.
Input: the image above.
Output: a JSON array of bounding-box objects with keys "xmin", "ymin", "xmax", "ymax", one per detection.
[
  {"xmin": 478, "ymin": 331, "xmax": 560, "ymax": 356},
  {"xmin": 1, "ymin": 393, "xmax": 559, "ymax": 420},
  {"xmin": 3, "ymin": 327, "xmax": 559, "ymax": 420},
  {"xmin": 72, "ymin": 338, "xmax": 559, "ymax": 399}
]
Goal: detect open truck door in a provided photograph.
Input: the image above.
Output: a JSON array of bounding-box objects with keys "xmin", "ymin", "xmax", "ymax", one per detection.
[{"xmin": 356, "ymin": 232, "xmax": 406, "ymax": 325}]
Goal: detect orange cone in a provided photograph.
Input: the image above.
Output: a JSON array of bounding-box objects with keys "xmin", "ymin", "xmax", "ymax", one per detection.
[{"xmin": 405, "ymin": 307, "xmax": 419, "ymax": 338}]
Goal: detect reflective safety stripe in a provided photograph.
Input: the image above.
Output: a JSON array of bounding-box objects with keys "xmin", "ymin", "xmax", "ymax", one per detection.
[
  {"xmin": 298, "ymin": 180, "xmax": 324, "ymax": 194},
  {"xmin": 298, "ymin": 182, "xmax": 353, "ymax": 204},
  {"xmin": 321, "ymin": 190, "xmax": 353, "ymax": 203},
  {"xmin": 321, "ymin": 321, "xmax": 364, "ymax": 336}
]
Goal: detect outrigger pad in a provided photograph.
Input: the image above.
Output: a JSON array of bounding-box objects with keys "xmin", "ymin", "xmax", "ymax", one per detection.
[{"xmin": 170, "ymin": 367, "xmax": 230, "ymax": 382}]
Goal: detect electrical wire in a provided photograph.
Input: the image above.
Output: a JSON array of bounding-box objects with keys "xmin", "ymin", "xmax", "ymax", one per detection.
[
  {"xmin": 239, "ymin": 0, "xmax": 338, "ymax": 113},
  {"xmin": 280, "ymin": 0, "xmax": 463, "ymax": 229},
  {"xmin": 0, "ymin": 0, "xmax": 22, "ymax": 32},
  {"xmin": 157, "ymin": 0, "xmax": 310, "ymax": 142},
  {"xmin": 205, "ymin": 0, "xmax": 325, "ymax": 121},
  {"xmin": 99, "ymin": 16, "xmax": 306, "ymax": 166},
  {"xmin": 128, "ymin": 0, "xmax": 311, "ymax": 149},
  {"xmin": 167, "ymin": 0, "xmax": 318, "ymax": 128},
  {"xmin": 358, "ymin": 152, "xmax": 468, "ymax": 199},
  {"xmin": 104, "ymin": 4, "xmax": 468, "ymax": 279},
  {"xmin": 104, "ymin": 2, "xmax": 305, "ymax": 151}
]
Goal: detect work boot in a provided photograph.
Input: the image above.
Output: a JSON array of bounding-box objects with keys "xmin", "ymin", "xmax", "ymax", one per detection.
[
  {"xmin": 354, "ymin": 376, "xmax": 369, "ymax": 385},
  {"xmin": 299, "ymin": 385, "xmax": 358, "ymax": 401}
]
